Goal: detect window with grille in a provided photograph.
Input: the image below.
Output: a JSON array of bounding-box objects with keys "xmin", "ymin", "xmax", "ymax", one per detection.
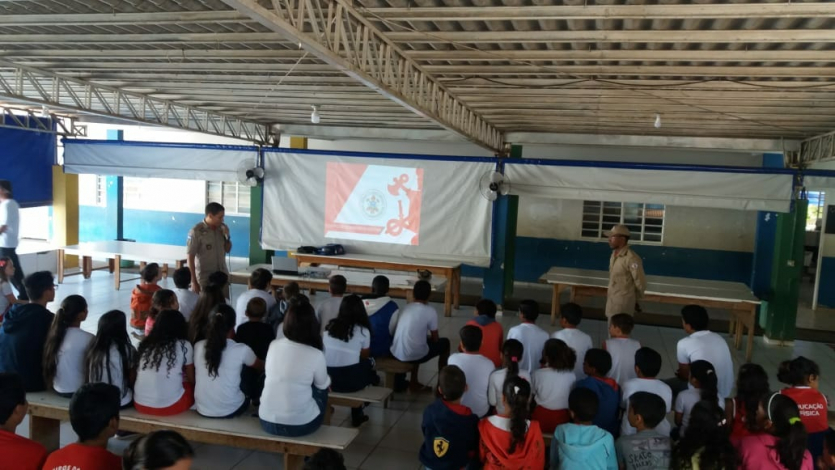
[
  {"xmin": 78, "ymin": 175, "xmax": 106, "ymax": 207},
  {"xmin": 582, "ymin": 201, "xmax": 665, "ymax": 244},
  {"xmin": 206, "ymin": 182, "xmax": 251, "ymax": 216}
]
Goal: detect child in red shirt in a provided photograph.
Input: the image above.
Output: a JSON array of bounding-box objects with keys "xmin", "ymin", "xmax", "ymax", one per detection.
[
  {"xmin": 479, "ymin": 375, "xmax": 545, "ymax": 469},
  {"xmin": 0, "ymin": 373, "xmax": 47, "ymax": 470},
  {"xmin": 778, "ymin": 356, "xmax": 829, "ymax": 462},
  {"xmin": 465, "ymin": 299, "xmax": 504, "ymax": 368},
  {"xmin": 130, "ymin": 263, "xmax": 162, "ymax": 337},
  {"xmin": 42, "ymin": 383, "xmax": 123, "ymax": 470}
]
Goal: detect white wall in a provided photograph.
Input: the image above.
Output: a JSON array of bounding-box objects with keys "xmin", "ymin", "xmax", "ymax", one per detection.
[
  {"xmin": 521, "ymin": 144, "xmax": 762, "ymax": 167},
  {"xmin": 304, "ymin": 137, "xmax": 492, "ymax": 157}
]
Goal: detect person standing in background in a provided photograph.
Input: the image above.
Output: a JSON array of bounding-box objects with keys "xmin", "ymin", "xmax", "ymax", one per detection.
[
  {"xmin": 0, "ymin": 181, "xmax": 26, "ymax": 301},
  {"xmin": 187, "ymin": 203, "xmax": 231, "ymax": 295},
  {"xmin": 605, "ymin": 224, "xmax": 645, "ymax": 319}
]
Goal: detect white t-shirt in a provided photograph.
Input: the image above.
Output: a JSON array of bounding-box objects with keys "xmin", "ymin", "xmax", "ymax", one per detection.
[
  {"xmin": 176, "ymin": 288, "xmax": 199, "ymax": 322},
  {"xmin": 88, "ymin": 344, "xmax": 137, "ymax": 407},
  {"xmin": 260, "ymin": 338, "xmax": 331, "ymax": 426},
  {"xmin": 0, "ymin": 198, "xmax": 20, "ymax": 248},
  {"xmin": 676, "ymin": 330, "xmax": 735, "ymax": 399},
  {"xmin": 674, "ymin": 388, "xmax": 725, "ymax": 435},
  {"xmin": 0, "ymin": 281, "xmax": 11, "ymax": 314},
  {"xmin": 488, "ymin": 368, "xmax": 532, "ymax": 415},
  {"xmin": 324, "ymin": 325, "xmax": 371, "ymax": 368},
  {"xmin": 316, "ymin": 296, "xmax": 343, "ymax": 334},
  {"xmin": 134, "ymin": 340, "xmax": 194, "ymax": 408},
  {"xmin": 194, "ymin": 339, "xmax": 257, "ymax": 417},
  {"xmin": 605, "ymin": 337, "xmax": 641, "ymax": 387},
  {"xmin": 551, "ymin": 328, "xmax": 593, "ymax": 379},
  {"xmin": 53, "ymin": 328, "xmax": 94, "ymax": 394},
  {"xmin": 235, "ymin": 289, "xmax": 277, "ymax": 328},
  {"xmin": 448, "ymin": 352, "xmax": 495, "ymax": 418},
  {"xmin": 506, "ymin": 323, "xmax": 549, "ymax": 374},
  {"xmin": 532, "ymin": 368, "xmax": 576, "ymax": 411},
  {"xmin": 390, "ymin": 303, "xmax": 438, "ymax": 362},
  {"xmin": 621, "ymin": 378, "xmax": 673, "ymax": 436}
]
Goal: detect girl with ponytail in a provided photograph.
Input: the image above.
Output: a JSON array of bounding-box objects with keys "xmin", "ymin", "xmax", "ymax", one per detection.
[
  {"xmin": 194, "ymin": 304, "xmax": 262, "ymax": 418},
  {"xmin": 674, "ymin": 359, "xmax": 722, "ymax": 435},
  {"xmin": 778, "ymin": 356, "xmax": 829, "ymax": 462},
  {"xmin": 145, "ymin": 289, "xmax": 178, "ymax": 337},
  {"xmin": 738, "ymin": 392, "xmax": 813, "ymax": 470},
  {"xmin": 671, "ymin": 400, "xmax": 737, "ymax": 469},
  {"xmin": 487, "ymin": 339, "xmax": 530, "ymax": 415},
  {"xmin": 42, "ymin": 295, "xmax": 92, "ymax": 396},
  {"xmin": 85, "ymin": 310, "xmax": 137, "ymax": 407},
  {"xmin": 727, "ymin": 362, "xmax": 771, "ymax": 445},
  {"xmin": 478, "ymin": 375, "xmax": 545, "ymax": 469}
]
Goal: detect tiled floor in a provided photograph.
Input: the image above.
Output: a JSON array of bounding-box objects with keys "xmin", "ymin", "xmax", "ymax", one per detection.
[{"xmin": 12, "ymin": 265, "xmax": 835, "ymax": 469}]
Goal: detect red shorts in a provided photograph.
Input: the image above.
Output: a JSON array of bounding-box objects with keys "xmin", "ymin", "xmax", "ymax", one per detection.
[
  {"xmin": 532, "ymin": 406, "xmax": 571, "ymax": 435},
  {"xmin": 135, "ymin": 382, "xmax": 195, "ymax": 416}
]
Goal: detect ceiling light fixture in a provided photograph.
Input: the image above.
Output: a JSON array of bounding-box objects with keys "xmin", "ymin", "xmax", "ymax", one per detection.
[
  {"xmin": 311, "ymin": 105, "xmax": 320, "ymax": 124},
  {"xmin": 654, "ymin": 113, "xmax": 662, "ymax": 128}
]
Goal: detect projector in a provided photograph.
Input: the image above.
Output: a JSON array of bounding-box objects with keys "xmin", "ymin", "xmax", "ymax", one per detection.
[{"xmin": 315, "ymin": 244, "xmax": 345, "ymax": 256}]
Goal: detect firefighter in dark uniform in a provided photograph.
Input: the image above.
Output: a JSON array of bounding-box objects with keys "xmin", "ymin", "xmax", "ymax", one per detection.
[{"xmin": 187, "ymin": 202, "xmax": 231, "ymax": 294}]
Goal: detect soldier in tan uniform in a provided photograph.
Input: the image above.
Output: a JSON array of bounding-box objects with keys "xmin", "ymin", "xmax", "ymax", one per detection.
[
  {"xmin": 605, "ymin": 224, "xmax": 646, "ymax": 318},
  {"xmin": 187, "ymin": 202, "xmax": 232, "ymax": 294}
]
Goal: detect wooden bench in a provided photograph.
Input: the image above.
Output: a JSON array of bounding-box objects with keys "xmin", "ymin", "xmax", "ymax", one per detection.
[
  {"xmin": 374, "ymin": 357, "xmax": 416, "ymax": 390},
  {"xmin": 324, "ymin": 386, "xmax": 393, "ymax": 425},
  {"xmin": 26, "ymin": 392, "xmax": 358, "ymax": 470}
]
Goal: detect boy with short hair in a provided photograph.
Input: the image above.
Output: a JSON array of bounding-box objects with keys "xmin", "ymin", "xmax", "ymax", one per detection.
[
  {"xmin": 574, "ymin": 348, "xmax": 621, "ymax": 437},
  {"xmin": 316, "ymin": 275, "xmax": 347, "ymax": 334},
  {"xmin": 0, "ymin": 373, "xmax": 47, "ymax": 469},
  {"xmin": 234, "ymin": 267, "xmax": 276, "ymax": 328},
  {"xmin": 42, "ymin": 382, "xmax": 122, "ymax": 470},
  {"xmin": 130, "ymin": 263, "xmax": 161, "ymax": 336},
  {"xmin": 616, "ymin": 392, "xmax": 671, "ymax": 470},
  {"xmin": 620, "ymin": 348, "xmax": 672, "ymax": 437},
  {"xmin": 419, "ymin": 365, "xmax": 479, "ymax": 470},
  {"xmin": 671, "ymin": 305, "xmax": 734, "ymax": 399},
  {"xmin": 465, "ymin": 298, "xmax": 503, "ymax": 368},
  {"xmin": 448, "ymin": 325, "xmax": 496, "ymax": 417},
  {"xmin": 605, "ymin": 313, "xmax": 641, "ymax": 387},
  {"xmin": 552, "ymin": 302, "xmax": 593, "ymax": 379},
  {"xmin": 172, "ymin": 267, "xmax": 199, "ymax": 322},
  {"xmin": 362, "ymin": 275, "xmax": 399, "ymax": 357},
  {"xmin": 506, "ymin": 299, "xmax": 549, "ymax": 374},
  {"xmin": 236, "ymin": 297, "xmax": 275, "ymax": 404},
  {"xmin": 552, "ymin": 387, "xmax": 618, "ymax": 470}
]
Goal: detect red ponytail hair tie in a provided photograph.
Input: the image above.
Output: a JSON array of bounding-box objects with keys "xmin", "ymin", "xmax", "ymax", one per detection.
[{"xmin": 511, "ymin": 356, "xmax": 518, "ymax": 363}]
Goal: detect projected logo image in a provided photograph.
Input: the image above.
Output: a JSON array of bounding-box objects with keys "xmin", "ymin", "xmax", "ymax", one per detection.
[{"xmin": 325, "ymin": 163, "xmax": 423, "ymax": 245}]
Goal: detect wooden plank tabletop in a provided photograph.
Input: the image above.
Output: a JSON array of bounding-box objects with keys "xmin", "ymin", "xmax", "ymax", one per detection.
[
  {"xmin": 230, "ymin": 264, "xmax": 447, "ymax": 291},
  {"xmin": 60, "ymin": 241, "xmax": 186, "ymax": 263},
  {"xmin": 293, "ymin": 253, "xmax": 462, "ymax": 270}
]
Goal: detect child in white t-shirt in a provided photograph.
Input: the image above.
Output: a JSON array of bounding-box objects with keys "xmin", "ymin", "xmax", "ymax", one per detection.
[
  {"xmin": 195, "ymin": 304, "xmax": 261, "ymax": 418},
  {"xmin": 488, "ymin": 339, "xmax": 531, "ymax": 415},
  {"xmin": 234, "ymin": 268, "xmax": 276, "ymax": 329},
  {"xmin": 448, "ymin": 325, "xmax": 495, "ymax": 418},
  {"xmin": 605, "ymin": 313, "xmax": 641, "ymax": 387},
  {"xmin": 42, "ymin": 295, "xmax": 93, "ymax": 396},
  {"xmin": 134, "ymin": 310, "xmax": 195, "ymax": 416},
  {"xmin": 674, "ymin": 359, "xmax": 723, "ymax": 436},
  {"xmin": 551, "ymin": 302, "xmax": 593, "ymax": 379},
  {"xmin": 0, "ymin": 256, "xmax": 21, "ymax": 321},
  {"xmin": 316, "ymin": 274, "xmax": 346, "ymax": 334},
  {"xmin": 532, "ymin": 338, "xmax": 577, "ymax": 434},
  {"xmin": 506, "ymin": 299, "xmax": 549, "ymax": 375},
  {"xmin": 172, "ymin": 267, "xmax": 199, "ymax": 322},
  {"xmin": 621, "ymin": 347, "xmax": 673, "ymax": 437},
  {"xmin": 86, "ymin": 310, "xmax": 138, "ymax": 407}
]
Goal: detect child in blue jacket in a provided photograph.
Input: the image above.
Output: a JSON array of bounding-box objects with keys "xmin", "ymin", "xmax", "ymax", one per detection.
[
  {"xmin": 419, "ymin": 365, "xmax": 479, "ymax": 470},
  {"xmin": 551, "ymin": 387, "xmax": 618, "ymax": 470}
]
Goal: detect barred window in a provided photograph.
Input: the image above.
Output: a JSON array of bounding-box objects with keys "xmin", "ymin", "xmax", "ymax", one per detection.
[
  {"xmin": 206, "ymin": 181, "xmax": 251, "ymax": 215},
  {"xmin": 582, "ymin": 201, "xmax": 665, "ymax": 244}
]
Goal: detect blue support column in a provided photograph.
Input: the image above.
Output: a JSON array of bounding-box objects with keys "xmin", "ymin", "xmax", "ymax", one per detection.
[
  {"xmin": 482, "ymin": 145, "xmax": 521, "ymax": 305},
  {"xmin": 106, "ymin": 130, "xmax": 124, "ymax": 240},
  {"xmin": 750, "ymin": 152, "xmax": 783, "ymax": 325}
]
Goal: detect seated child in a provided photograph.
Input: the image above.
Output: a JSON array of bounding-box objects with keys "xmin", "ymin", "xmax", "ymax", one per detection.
[
  {"xmin": 778, "ymin": 356, "xmax": 829, "ymax": 462},
  {"xmin": 604, "ymin": 313, "xmax": 641, "ymax": 387},
  {"xmin": 194, "ymin": 304, "xmax": 261, "ymax": 418},
  {"xmin": 123, "ymin": 430, "xmax": 194, "ymax": 470},
  {"xmin": 234, "ymin": 268, "xmax": 276, "ymax": 328},
  {"xmin": 42, "ymin": 383, "xmax": 123, "ymax": 470},
  {"xmin": 621, "ymin": 348, "xmax": 672, "ymax": 437},
  {"xmin": 466, "ymin": 298, "xmax": 504, "ymax": 368},
  {"xmin": 674, "ymin": 360, "xmax": 723, "ymax": 437},
  {"xmin": 173, "ymin": 267, "xmax": 199, "ymax": 321},
  {"xmin": 0, "ymin": 373, "xmax": 47, "ymax": 470},
  {"xmin": 145, "ymin": 289, "xmax": 179, "ymax": 337},
  {"xmin": 738, "ymin": 393, "xmax": 813, "ymax": 470},
  {"xmin": 236, "ymin": 297, "xmax": 275, "ymax": 404},
  {"xmin": 419, "ymin": 365, "xmax": 479, "ymax": 470},
  {"xmin": 532, "ymin": 338, "xmax": 577, "ymax": 434},
  {"xmin": 506, "ymin": 299, "xmax": 549, "ymax": 374},
  {"xmin": 85, "ymin": 310, "xmax": 138, "ymax": 407},
  {"xmin": 479, "ymin": 376, "xmax": 545, "ymax": 469},
  {"xmin": 616, "ymin": 392, "xmax": 671, "ymax": 470},
  {"xmin": 551, "ymin": 302, "xmax": 593, "ymax": 379},
  {"xmin": 0, "ymin": 257, "xmax": 22, "ymax": 321},
  {"xmin": 672, "ymin": 400, "xmax": 737, "ymax": 470},
  {"xmin": 130, "ymin": 263, "xmax": 161, "ymax": 336},
  {"xmin": 551, "ymin": 387, "xmax": 618, "ymax": 470},
  {"xmin": 575, "ymin": 348, "xmax": 621, "ymax": 437},
  {"xmin": 316, "ymin": 275, "xmax": 346, "ymax": 334},
  {"xmin": 42, "ymin": 295, "xmax": 93, "ymax": 397},
  {"xmin": 488, "ymin": 339, "xmax": 531, "ymax": 416},
  {"xmin": 448, "ymin": 325, "xmax": 496, "ymax": 418},
  {"xmin": 362, "ymin": 275, "xmax": 399, "ymax": 358},
  {"xmin": 304, "ymin": 449, "xmax": 347, "ymax": 470},
  {"xmin": 820, "ymin": 431, "xmax": 835, "ymax": 470},
  {"xmin": 726, "ymin": 363, "xmax": 770, "ymax": 446}
]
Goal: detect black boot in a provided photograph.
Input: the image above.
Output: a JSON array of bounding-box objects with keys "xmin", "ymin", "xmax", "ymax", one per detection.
[{"xmin": 351, "ymin": 406, "xmax": 369, "ymax": 427}]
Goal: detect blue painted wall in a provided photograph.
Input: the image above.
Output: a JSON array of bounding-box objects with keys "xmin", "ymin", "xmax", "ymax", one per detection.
[
  {"xmin": 819, "ymin": 257, "xmax": 835, "ymax": 308},
  {"xmin": 79, "ymin": 206, "xmax": 250, "ymax": 257}
]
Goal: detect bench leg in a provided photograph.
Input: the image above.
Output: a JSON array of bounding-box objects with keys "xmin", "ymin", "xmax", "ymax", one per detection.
[
  {"xmin": 162, "ymin": 263, "xmax": 169, "ymax": 278},
  {"xmin": 323, "ymin": 401, "xmax": 333, "ymax": 425},
  {"xmin": 57, "ymin": 249, "xmax": 65, "ymax": 284},
  {"xmin": 385, "ymin": 372, "xmax": 396, "ymax": 389},
  {"xmin": 284, "ymin": 453, "xmax": 305, "ymax": 470},
  {"xmin": 114, "ymin": 255, "xmax": 122, "ymax": 291},
  {"xmin": 29, "ymin": 415, "xmax": 61, "ymax": 452},
  {"xmin": 550, "ymin": 284, "xmax": 560, "ymax": 326}
]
